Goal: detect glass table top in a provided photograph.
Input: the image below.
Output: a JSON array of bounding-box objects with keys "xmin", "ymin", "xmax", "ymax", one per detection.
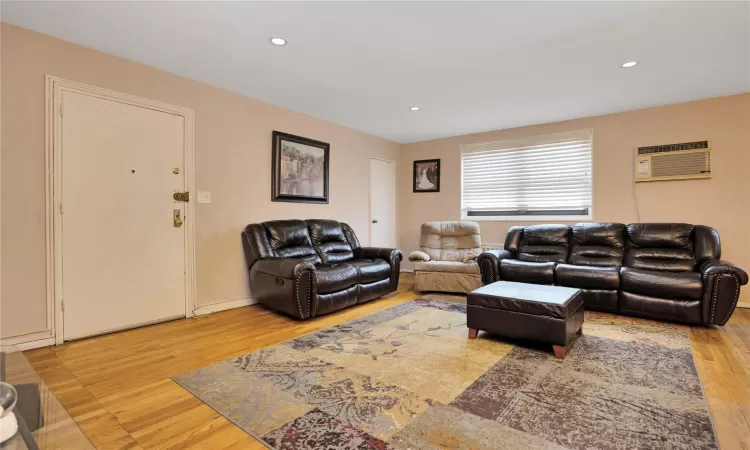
[
  {"xmin": 1, "ymin": 345, "xmax": 94, "ymax": 450},
  {"xmin": 472, "ymin": 280, "xmax": 580, "ymax": 304}
]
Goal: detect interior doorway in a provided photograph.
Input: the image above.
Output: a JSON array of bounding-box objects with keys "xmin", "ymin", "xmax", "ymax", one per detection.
[
  {"xmin": 47, "ymin": 77, "xmax": 196, "ymax": 342},
  {"xmin": 369, "ymin": 158, "xmax": 396, "ymax": 248}
]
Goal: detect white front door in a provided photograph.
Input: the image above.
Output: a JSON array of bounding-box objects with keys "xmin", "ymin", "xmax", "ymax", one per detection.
[
  {"xmin": 369, "ymin": 158, "xmax": 396, "ymax": 248},
  {"xmin": 61, "ymin": 90, "xmax": 187, "ymax": 340}
]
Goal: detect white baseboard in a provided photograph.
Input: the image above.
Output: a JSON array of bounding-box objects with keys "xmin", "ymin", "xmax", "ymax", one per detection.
[
  {"xmin": 0, "ymin": 332, "xmax": 57, "ymax": 351},
  {"xmin": 0, "ymin": 298, "xmax": 259, "ymax": 350},
  {"xmin": 14, "ymin": 337, "xmax": 57, "ymax": 351},
  {"xmin": 738, "ymin": 301, "xmax": 750, "ymax": 309},
  {"xmin": 1, "ymin": 330, "xmax": 54, "ymax": 347},
  {"xmin": 400, "ymin": 268, "xmax": 414, "ymax": 273},
  {"xmin": 193, "ymin": 297, "xmax": 257, "ymax": 316}
]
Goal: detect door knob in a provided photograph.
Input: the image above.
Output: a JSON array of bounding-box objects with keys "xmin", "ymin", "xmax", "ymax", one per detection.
[
  {"xmin": 372, "ymin": 219, "xmax": 378, "ymax": 223},
  {"xmin": 173, "ymin": 209, "xmax": 183, "ymax": 227}
]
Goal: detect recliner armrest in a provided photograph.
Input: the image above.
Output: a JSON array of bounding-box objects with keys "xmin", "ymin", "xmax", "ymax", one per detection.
[
  {"xmin": 699, "ymin": 259, "xmax": 748, "ymax": 325},
  {"xmin": 253, "ymin": 258, "xmax": 316, "ymax": 279},
  {"xmin": 357, "ymin": 247, "xmax": 403, "ymax": 291},
  {"xmin": 477, "ymin": 250, "xmax": 513, "ymax": 285},
  {"xmin": 408, "ymin": 251, "xmax": 431, "ymax": 262}
]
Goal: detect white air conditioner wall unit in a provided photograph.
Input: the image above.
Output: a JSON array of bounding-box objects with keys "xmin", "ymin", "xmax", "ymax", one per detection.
[{"xmin": 634, "ymin": 140, "xmax": 711, "ymax": 182}]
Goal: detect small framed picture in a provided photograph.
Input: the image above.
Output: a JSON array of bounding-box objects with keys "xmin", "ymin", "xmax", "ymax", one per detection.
[
  {"xmin": 413, "ymin": 159, "xmax": 440, "ymax": 193},
  {"xmin": 272, "ymin": 131, "xmax": 330, "ymax": 204}
]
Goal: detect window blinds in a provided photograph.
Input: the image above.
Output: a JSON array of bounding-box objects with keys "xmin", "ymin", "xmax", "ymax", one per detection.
[{"xmin": 460, "ymin": 130, "xmax": 592, "ymax": 217}]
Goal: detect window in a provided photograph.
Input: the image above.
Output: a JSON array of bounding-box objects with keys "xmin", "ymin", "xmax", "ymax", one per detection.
[{"xmin": 461, "ymin": 129, "xmax": 592, "ymax": 220}]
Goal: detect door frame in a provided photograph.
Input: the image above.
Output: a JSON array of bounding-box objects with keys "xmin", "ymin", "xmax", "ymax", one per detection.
[
  {"xmin": 45, "ymin": 76, "xmax": 196, "ymax": 344},
  {"xmin": 368, "ymin": 157, "xmax": 397, "ymax": 247}
]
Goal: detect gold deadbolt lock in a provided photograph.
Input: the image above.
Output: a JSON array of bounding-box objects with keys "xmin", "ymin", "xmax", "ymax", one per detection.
[
  {"xmin": 173, "ymin": 209, "xmax": 183, "ymax": 227},
  {"xmin": 173, "ymin": 191, "xmax": 189, "ymax": 202}
]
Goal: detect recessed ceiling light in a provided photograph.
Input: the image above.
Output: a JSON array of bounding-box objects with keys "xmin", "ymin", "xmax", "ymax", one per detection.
[
  {"xmin": 622, "ymin": 61, "xmax": 637, "ymax": 68},
  {"xmin": 410, "ymin": 106, "xmax": 420, "ymax": 111},
  {"xmin": 270, "ymin": 37, "xmax": 287, "ymax": 46}
]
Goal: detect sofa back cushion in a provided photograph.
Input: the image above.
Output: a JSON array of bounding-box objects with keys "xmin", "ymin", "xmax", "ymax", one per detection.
[
  {"xmin": 625, "ymin": 223, "xmax": 696, "ymax": 272},
  {"xmin": 517, "ymin": 224, "xmax": 570, "ymax": 263},
  {"xmin": 264, "ymin": 219, "xmax": 321, "ymax": 263},
  {"xmin": 340, "ymin": 222, "xmax": 362, "ymax": 252},
  {"xmin": 419, "ymin": 221, "xmax": 481, "ymax": 262},
  {"xmin": 307, "ymin": 219, "xmax": 354, "ymax": 263},
  {"xmin": 693, "ymin": 225, "xmax": 721, "ymax": 264},
  {"xmin": 241, "ymin": 223, "xmax": 273, "ymax": 269},
  {"xmin": 568, "ymin": 222, "xmax": 625, "ymax": 267}
]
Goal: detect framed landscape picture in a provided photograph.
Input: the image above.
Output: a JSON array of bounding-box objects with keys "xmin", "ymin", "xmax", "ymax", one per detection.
[
  {"xmin": 413, "ymin": 159, "xmax": 440, "ymax": 193},
  {"xmin": 272, "ymin": 131, "xmax": 330, "ymax": 204}
]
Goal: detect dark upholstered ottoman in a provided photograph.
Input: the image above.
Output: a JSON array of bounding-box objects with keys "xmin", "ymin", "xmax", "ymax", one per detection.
[{"xmin": 467, "ymin": 281, "xmax": 584, "ymax": 359}]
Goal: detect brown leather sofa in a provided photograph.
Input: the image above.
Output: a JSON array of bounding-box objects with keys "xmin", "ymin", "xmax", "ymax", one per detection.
[
  {"xmin": 241, "ymin": 219, "xmax": 402, "ymax": 319},
  {"xmin": 477, "ymin": 223, "xmax": 747, "ymax": 325}
]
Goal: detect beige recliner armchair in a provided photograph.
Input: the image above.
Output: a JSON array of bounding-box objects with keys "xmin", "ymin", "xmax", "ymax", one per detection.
[{"xmin": 408, "ymin": 221, "xmax": 483, "ymax": 293}]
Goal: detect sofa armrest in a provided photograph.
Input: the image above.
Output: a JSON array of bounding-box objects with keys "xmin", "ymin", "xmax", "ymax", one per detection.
[
  {"xmin": 359, "ymin": 247, "xmax": 402, "ymax": 262},
  {"xmin": 358, "ymin": 247, "xmax": 403, "ymax": 291},
  {"xmin": 700, "ymin": 260, "xmax": 748, "ymax": 325},
  {"xmin": 250, "ymin": 258, "xmax": 317, "ymax": 319},
  {"xmin": 700, "ymin": 260, "xmax": 749, "ymax": 284},
  {"xmin": 408, "ymin": 251, "xmax": 431, "ymax": 262},
  {"xmin": 253, "ymin": 258, "xmax": 316, "ymax": 279},
  {"xmin": 477, "ymin": 250, "xmax": 513, "ymax": 285}
]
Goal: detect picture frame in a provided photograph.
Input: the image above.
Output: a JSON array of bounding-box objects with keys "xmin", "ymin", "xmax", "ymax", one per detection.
[
  {"xmin": 413, "ymin": 159, "xmax": 440, "ymax": 193},
  {"xmin": 272, "ymin": 131, "xmax": 330, "ymax": 204}
]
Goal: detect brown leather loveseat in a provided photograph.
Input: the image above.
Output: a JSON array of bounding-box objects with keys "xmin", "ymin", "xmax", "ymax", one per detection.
[
  {"xmin": 241, "ymin": 219, "xmax": 402, "ymax": 319},
  {"xmin": 477, "ymin": 223, "xmax": 747, "ymax": 325}
]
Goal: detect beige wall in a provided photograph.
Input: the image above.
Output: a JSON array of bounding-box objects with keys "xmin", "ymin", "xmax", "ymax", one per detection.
[
  {"xmin": 2, "ymin": 23, "xmax": 749, "ymax": 340},
  {"xmin": 399, "ymin": 93, "xmax": 750, "ymax": 306},
  {"xmin": 0, "ymin": 24, "xmax": 400, "ymax": 339}
]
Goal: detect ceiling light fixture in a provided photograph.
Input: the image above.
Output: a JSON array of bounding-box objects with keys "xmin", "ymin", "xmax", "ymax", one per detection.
[
  {"xmin": 410, "ymin": 106, "xmax": 420, "ymax": 111},
  {"xmin": 269, "ymin": 37, "xmax": 287, "ymax": 46},
  {"xmin": 621, "ymin": 61, "xmax": 637, "ymax": 68}
]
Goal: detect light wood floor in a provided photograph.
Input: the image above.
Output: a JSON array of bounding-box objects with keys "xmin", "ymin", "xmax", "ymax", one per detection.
[{"xmin": 25, "ymin": 278, "xmax": 750, "ymax": 450}]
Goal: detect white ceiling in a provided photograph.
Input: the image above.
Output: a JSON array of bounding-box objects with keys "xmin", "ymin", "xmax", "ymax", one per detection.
[{"xmin": 3, "ymin": 1, "xmax": 749, "ymax": 143}]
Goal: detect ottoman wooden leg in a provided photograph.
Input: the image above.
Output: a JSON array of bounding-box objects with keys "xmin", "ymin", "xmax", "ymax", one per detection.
[
  {"xmin": 577, "ymin": 326, "xmax": 583, "ymax": 336},
  {"xmin": 552, "ymin": 345, "xmax": 566, "ymax": 360},
  {"xmin": 468, "ymin": 328, "xmax": 478, "ymax": 339}
]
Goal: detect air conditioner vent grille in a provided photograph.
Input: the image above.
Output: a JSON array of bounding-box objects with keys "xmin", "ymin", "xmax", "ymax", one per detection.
[
  {"xmin": 637, "ymin": 140, "xmax": 709, "ymax": 155},
  {"xmin": 651, "ymin": 152, "xmax": 710, "ymax": 178}
]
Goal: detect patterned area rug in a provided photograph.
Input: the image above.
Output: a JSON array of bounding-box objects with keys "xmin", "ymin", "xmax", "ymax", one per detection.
[{"xmin": 173, "ymin": 298, "xmax": 718, "ymax": 450}]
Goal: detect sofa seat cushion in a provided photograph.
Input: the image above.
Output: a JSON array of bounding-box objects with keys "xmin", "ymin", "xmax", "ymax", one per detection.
[
  {"xmin": 555, "ymin": 264, "xmax": 620, "ymax": 290},
  {"xmin": 315, "ymin": 263, "xmax": 358, "ymax": 294},
  {"xmin": 413, "ymin": 260, "xmax": 479, "ymax": 274},
  {"xmin": 619, "ymin": 291, "xmax": 702, "ymax": 324},
  {"xmin": 500, "ymin": 259, "xmax": 555, "ymax": 284},
  {"xmin": 349, "ymin": 259, "xmax": 391, "ymax": 283},
  {"xmin": 620, "ymin": 267, "xmax": 703, "ymax": 300}
]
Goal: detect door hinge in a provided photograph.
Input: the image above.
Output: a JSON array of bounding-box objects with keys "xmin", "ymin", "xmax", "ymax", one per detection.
[
  {"xmin": 60, "ymin": 103, "xmax": 64, "ymax": 117},
  {"xmin": 59, "ymin": 203, "xmax": 64, "ymax": 214}
]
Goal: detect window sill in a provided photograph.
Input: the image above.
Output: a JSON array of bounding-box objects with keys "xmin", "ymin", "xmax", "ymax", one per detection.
[{"xmin": 461, "ymin": 215, "xmax": 593, "ymax": 222}]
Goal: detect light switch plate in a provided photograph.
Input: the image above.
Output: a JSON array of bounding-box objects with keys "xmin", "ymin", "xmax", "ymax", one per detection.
[{"xmin": 197, "ymin": 191, "xmax": 211, "ymax": 204}]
